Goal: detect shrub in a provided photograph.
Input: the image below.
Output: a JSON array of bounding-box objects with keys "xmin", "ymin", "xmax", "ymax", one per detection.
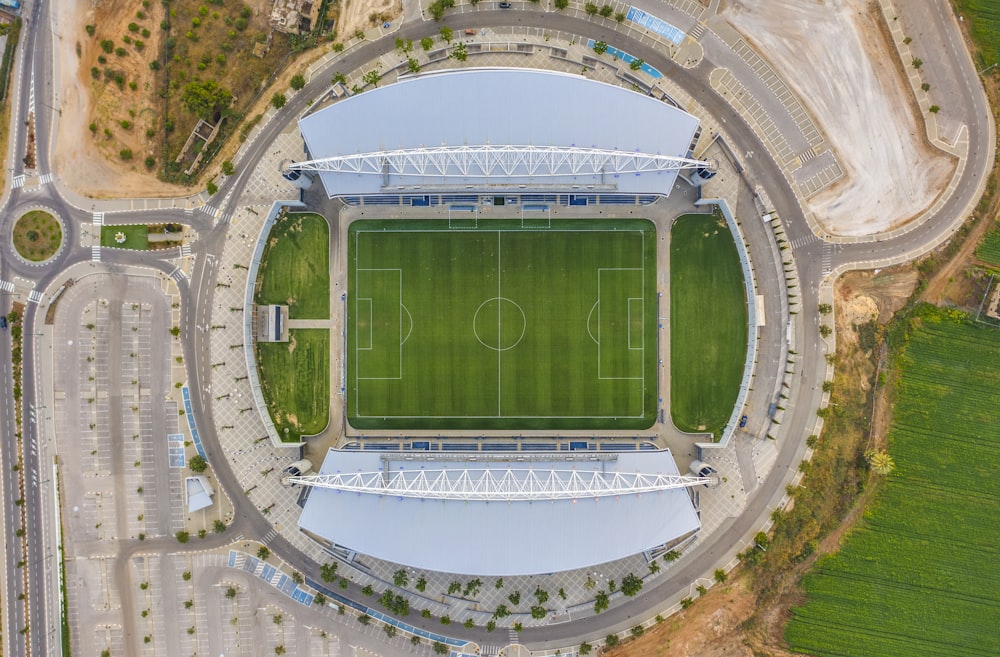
[
  {"xmin": 149, "ymin": 60, "xmax": 161, "ymax": 71},
  {"xmin": 115, "ymin": 47, "xmax": 127, "ymax": 56},
  {"xmin": 100, "ymin": 39, "xmax": 114, "ymax": 53},
  {"xmin": 128, "ymin": 22, "xmax": 139, "ymax": 32},
  {"xmin": 207, "ymin": 181, "xmax": 218, "ymax": 195},
  {"xmin": 85, "ymin": 24, "xmax": 96, "ymax": 36},
  {"xmin": 929, "ymin": 105, "xmax": 940, "ymax": 113},
  {"xmin": 89, "ymin": 122, "xmax": 98, "ymax": 133},
  {"xmin": 120, "ymin": 120, "xmax": 132, "ymax": 129},
  {"xmin": 119, "ymin": 149, "xmax": 133, "ymax": 161},
  {"xmin": 234, "ymin": 17, "xmax": 248, "ymax": 31},
  {"xmin": 175, "ymin": 530, "xmax": 190, "ymax": 543},
  {"xmin": 144, "ymin": 156, "xmax": 156, "ymax": 169},
  {"xmin": 222, "ymin": 160, "xmax": 234, "ymax": 176},
  {"xmin": 188, "ymin": 454, "xmax": 207, "ymax": 472},
  {"xmin": 604, "ymin": 634, "xmax": 619, "ymax": 647}
]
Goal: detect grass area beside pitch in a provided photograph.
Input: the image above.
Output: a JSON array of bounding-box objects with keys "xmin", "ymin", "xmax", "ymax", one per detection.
[
  {"xmin": 255, "ymin": 212, "xmax": 330, "ymax": 319},
  {"xmin": 786, "ymin": 308, "xmax": 1000, "ymax": 657},
  {"xmin": 256, "ymin": 329, "xmax": 330, "ymax": 441},
  {"xmin": 100, "ymin": 224, "xmax": 148, "ymax": 250},
  {"xmin": 669, "ymin": 213, "xmax": 747, "ymax": 438},
  {"xmin": 347, "ymin": 219, "xmax": 657, "ymax": 430}
]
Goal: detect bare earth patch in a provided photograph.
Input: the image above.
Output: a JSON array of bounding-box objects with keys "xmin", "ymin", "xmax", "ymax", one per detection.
[
  {"xmin": 56, "ymin": 0, "xmax": 189, "ymax": 198},
  {"xmin": 338, "ymin": 0, "xmax": 402, "ymax": 41},
  {"xmin": 722, "ymin": 0, "xmax": 955, "ymax": 236}
]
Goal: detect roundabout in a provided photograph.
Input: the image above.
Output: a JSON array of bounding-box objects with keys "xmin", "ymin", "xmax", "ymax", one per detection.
[{"xmin": 11, "ymin": 208, "xmax": 63, "ymax": 264}]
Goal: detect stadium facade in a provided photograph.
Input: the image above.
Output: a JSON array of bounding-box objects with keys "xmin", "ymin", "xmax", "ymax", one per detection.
[{"xmin": 293, "ymin": 67, "xmax": 711, "ymax": 576}]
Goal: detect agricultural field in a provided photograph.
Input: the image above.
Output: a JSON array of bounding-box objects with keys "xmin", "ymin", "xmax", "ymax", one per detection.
[
  {"xmin": 786, "ymin": 308, "xmax": 1000, "ymax": 657},
  {"xmin": 255, "ymin": 213, "xmax": 330, "ymax": 320},
  {"xmin": 975, "ymin": 220, "xmax": 1000, "ymax": 266},
  {"xmin": 347, "ymin": 219, "xmax": 658, "ymax": 430},
  {"xmin": 256, "ymin": 329, "xmax": 330, "ymax": 441},
  {"xmin": 669, "ymin": 213, "xmax": 747, "ymax": 438},
  {"xmin": 955, "ymin": 0, "xmax": 1000, "ymax": 68},
  {"xmin": 101, "ymin": 224, "xmax": 149, "ymax": 250}
]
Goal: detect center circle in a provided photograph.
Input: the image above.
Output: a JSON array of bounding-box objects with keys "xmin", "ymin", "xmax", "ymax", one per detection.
[
  {"xmin": 11, "ymin": 209, "xmax": 64, "ymax": 263},
  {"xmin": 473, "ymin": 297, "xmax": 526, "ymax": 351}
]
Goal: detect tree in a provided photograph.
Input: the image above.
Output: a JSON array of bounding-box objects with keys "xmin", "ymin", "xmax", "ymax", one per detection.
[
  {"xmin": 181, "ymin": 80, "xmax": 233, "ymax": 120},
  {"xmin": 407, "ymin": 58, "xmax": 421, "ymax": 74},
  {"xmin": 225, "ymin": 586, "xmax": 237, "ymax": 599},
  {"xmin": 440, "ymin": 26, "xmax": 453, "ymax": 43},
  {"xmin": 332, "ymin": 72, "xmax": 347, "ymax": 86},
  {"xmin": 631, "ymin": 625, "xmax": 645, "ymax": 638},
  {"xmin": 433, "ymin": 642, "xmax": 448, "ymax": 655},
  {"xmin": 207, "ymin": 181, "xmax": 218, "ymax": 195},
  {"xmin": 530, "ymin": 605, "xmax": 546, "ymax": 619},
  {"xmin": 257, "ymin": 545, "xmax": 270, "ymax": 560},
  {"xmin": 866, "ymin": 449, "xmax": 895, "ymax": 475},
  {"xmin": 819, "ymin": 324, "xmax": 832, "ymax": 337},
  {"xmin": 604, "ymin": 634, "xmax": 619, "ymax": 647},
  {"xmin": 362, "ymin": 69, "xmax": 381, "ymax": 87},
  {"xmin": 421, "ymin": 36, "xmax": 434, "ymax": 51},
  {"xmin": 189, "ymin": 454, "xmax": 208, "ymax": 472},
  {"xmin": 714, "ymin": 568, "xmax": 728, "ymax": 583},
  {"xmin": 817, "ymin": 303, "xmax": 832, "ymax": 315},
  {"xmin": 222, "ymin": 160, "xmax": 235, "ymax": 176},
  {"xmin": 290, "ymin": 74, "xmax": 306, "ymax": 90},
  {"xmin": 271, "ymin": 93, "xmax": 287, "ymax": 109},
  {"xmin": 554, "ymin": 0, "xmax": 568, "ymax": 9},
  {"xmin": 599, "ymin": 4, "xmax": 613, "ymax": 17},
  {"xmin": 320, "ymin": 562, "xmax": 338, "ymax": 582},
  {"xmin": 314, "ymin": 592, "xmax": 327, "ymax": 606},
  {"xmin": 579, "ymin": 643, "xmax": 592, "ymax": 655},
  {"xmin": 621, "ymin": 573, "xmax": 643, "ymax": 596},
  {"xmin": 629, "ymin": 58, "xmax": 644, "ymax": 71},
  {"xmin": 176, "ymin": 530, "xmax": 190, "ymax": 543},
  {"xmin": 592, "ymin": 40, "xmax": 608, "ymax": 55},
  {"xmin": 393, "ymin": 568, "xmax": 409, "ymax": 587},
  {"xmin": 451, "ymin": 42, "xmax": 468, "ymax": 62},
  {"xmin": 614, "ymin": 11, "xmax": 625, "ymax": 22},
  {"xmin": 584, "ymin": 2, "xmax": 599, "ymax": 15},
  {"xmin": 593, "ymin": 591, "xmax": 609, "ymax": 613}
]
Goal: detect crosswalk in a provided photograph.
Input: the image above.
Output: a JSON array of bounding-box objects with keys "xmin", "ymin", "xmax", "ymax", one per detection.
[
  {"xmin": 200, "ymin": 204, "xmax": 219, "ymax": 217},
  {"xmin": 92, "ymin": 212, "xmax": 104, "ymax": 226},
  {"xmin": 169, "ymin": 267, "xmax": 186, "ymax": 283},
  {"xmin": 688, "ymin": 22, "xmax": 706, "ymax": 41},
  {"xmin": 0, "ymin": 280, "xmax": 14, "ymax": 293},
  {"xmin": 91, "ymin": 246, "xmax": 101, "ymax": 262},
  {"xmin": 789, "ymin": 233, "xmax": 818, "ymax": 250},
  {"xmin": 508, "ymin": 628, "xmax": 519, "ymax": 646},
  {"xmin": 11, "ymin": 175, "xmax": 24, "ymax": 189},
  {"xmin": 797, "ymin": 148, "xmax": 817, "ymax": 163},
  {"xmin": 821, "ymin": 243, "xmax": 833, "ymax": 276},
  {"xmin": 262, "ymin": 528, "xmax": 278, "ymax": 544},
  {"xmin": 27, "ymin": 289, "xmax": 44, "ymax": 304},
  {"xmin": 180, "ymin": 244, "xmax": 191, "ymax": 257},
  {"xmin": 38, "ymin": 172, "xmax": 54, "ymax": 185}
]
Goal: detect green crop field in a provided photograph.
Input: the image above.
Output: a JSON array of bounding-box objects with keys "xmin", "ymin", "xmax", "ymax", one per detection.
[
  {"xmin": 786, "ymin": 307, "xmax": 1000, "ymax": 657},
  {"xmin": 955, "ymin": 0, "xmax": 1000, "ymax": 68},
  {"xmin": 256, "ymin": 329, "xmax": 330, "ymax": 441},
  {"xmin": 669, "ymin": 213, "xmax": 747, "ymax": 438},
  {"xmin": 255, "ymin": 212, "xmax": 330, "ymax": 319},
  {"xmin": 347, "ymin": 219, "xmax": 658, "ymax": 430},
  {"xmin": 975, "ymin": 221, "xmax": 1000, "ymax": 266}
]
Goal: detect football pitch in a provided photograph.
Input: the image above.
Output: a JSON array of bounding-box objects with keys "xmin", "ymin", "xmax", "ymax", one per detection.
[{"xmin": 347, "ymin": 219, "xmax": 658, "ymax": 430}]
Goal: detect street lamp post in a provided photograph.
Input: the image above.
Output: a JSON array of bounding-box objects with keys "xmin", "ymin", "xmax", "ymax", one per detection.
[{"xmin": 978, "ymin": 62, "xmax": 998, "ymax": 75}]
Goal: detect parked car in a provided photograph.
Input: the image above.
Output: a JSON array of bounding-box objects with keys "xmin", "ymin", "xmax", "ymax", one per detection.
[
  {"xmin": 739, "ymin": 415, "xmax": 748, "ymax": 428},
  {"xmin": 498, "ymin": 2, "xmax": 512, "ymax": 7},
  {"xmin": 0, "ymin": 316, "xmax": 7, "ymax": 330}
]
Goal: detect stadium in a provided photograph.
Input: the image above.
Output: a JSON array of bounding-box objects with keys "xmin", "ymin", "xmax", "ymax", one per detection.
[{"xmin": 260, "ymin": 67, "xmax": 748, "ymax": 577}]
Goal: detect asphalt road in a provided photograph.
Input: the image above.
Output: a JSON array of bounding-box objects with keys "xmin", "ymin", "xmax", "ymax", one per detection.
[{"xmin": 0, "ymin": 0, "xmax": 991, "ymax": 654}]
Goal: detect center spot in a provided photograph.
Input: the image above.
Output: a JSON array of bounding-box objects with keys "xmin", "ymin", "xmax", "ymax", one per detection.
[{"xmin": 473, "ymin": 297, "xmax": 526, "ymax": 351}]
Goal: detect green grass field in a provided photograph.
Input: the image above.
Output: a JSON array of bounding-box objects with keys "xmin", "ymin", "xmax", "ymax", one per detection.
[
  {"xmin": 255, "ymin": 212, "xmax": 330, "ymax": 319},
  {"xmin": 256, "ymin": 329, "xmax": 330, "ymax": 441},
  {"xmin": 669, "ymin": 213, "xmax": 747, "ymax": 438},
  {"xmin": 101, "ymin": 224, "xmax": 148, "ymax": 250},
  {"xmin": 785, "ymin": 307, "xmax": 1000, "ymax": 657},
  {"xmin": 347, "ymin": 219, "xmax": 658, "ymax": 430},
  {"xmin": 954, "ymin": 0, "xmax": 1000, "ymax": 68}
]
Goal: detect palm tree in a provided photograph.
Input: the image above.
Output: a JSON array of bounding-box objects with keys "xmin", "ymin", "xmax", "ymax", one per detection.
[{"xmin": 866, "ymin": 450, "xmax": 895, "ymax": 475}]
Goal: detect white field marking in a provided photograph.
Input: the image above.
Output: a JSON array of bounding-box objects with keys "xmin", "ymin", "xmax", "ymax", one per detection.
[
  {"xmin": 354, "ymin": 268, "xmax": 402, "ymax": 381},
  {"xmin": 586, "ymin": 300, "xmax": 600, "ymax": 345},
  {"xmin": 356, "ymin": 298, "xmax": 373, "ymax": 350},
  {"xmin": 497, "ymin": 230, "xmax": 501, "ymax": 417},
  {"xmin": 597, "ymin": 268, "xmax": 644, "ymax": 381},
  {"xmin": 400, "ymin": 304, "xmax": 413, "ymax": 345}
]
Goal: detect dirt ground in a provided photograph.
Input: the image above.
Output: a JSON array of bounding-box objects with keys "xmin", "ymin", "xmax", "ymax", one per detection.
[
  {"xmin": 55, "ymin": 0, "xmax": 191, "ymax": 198},
  {"xmin": 721, "ymin": 0, "xmax": 955, "ymax": 237},
  {"xmin": 338, "ymin": 0, "xmax": 402, "ymax": 40}
]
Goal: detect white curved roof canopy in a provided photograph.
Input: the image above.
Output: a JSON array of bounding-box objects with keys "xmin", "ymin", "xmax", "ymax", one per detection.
[
  {"xmin": 298, "ymin": 450, "xmax": 702, "ymax": 576},
  {"xmin": 297, "ymin": 68, "xmax": 702, "ymax": 196}
]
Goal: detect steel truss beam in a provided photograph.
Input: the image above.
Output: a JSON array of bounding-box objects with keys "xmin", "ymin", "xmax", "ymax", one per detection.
[
  {"xmin": 287, "ymin": 145, "xmax": 712, "ymax": 179},
  {"xmin": 287, "ymin": 469, "xmax": 712, "ymax": 501}
]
